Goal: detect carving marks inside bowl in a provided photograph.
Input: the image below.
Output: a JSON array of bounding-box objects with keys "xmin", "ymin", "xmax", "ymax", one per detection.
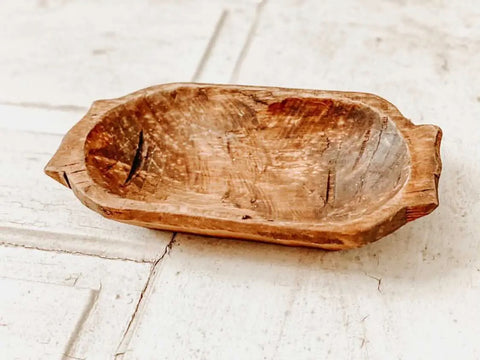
[{"xmin": 84, "ymin": 87, "xmax": 410, "ymax": 223}]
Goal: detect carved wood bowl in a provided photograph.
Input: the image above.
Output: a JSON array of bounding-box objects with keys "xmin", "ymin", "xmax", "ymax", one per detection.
[{"xmin": 45, "ymin": 83, "xmax": 442, "ymax": 250}]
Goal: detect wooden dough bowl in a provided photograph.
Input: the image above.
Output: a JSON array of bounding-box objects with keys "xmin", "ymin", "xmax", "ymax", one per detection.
[{"xmin": 45, "ymin": 83, "xmax": 442, "ymax": 250}]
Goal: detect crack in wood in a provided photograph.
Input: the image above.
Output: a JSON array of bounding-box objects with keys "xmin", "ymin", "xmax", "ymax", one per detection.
[
  {"xmin": 353, "ymin": 129, "xmax": 371, "ymax": 169},
  {"xmin": 123, "ymin": 130, "xmax": 144, "ymax": 186},
  {"xmin": 62, "ymin": 172, "xmax": 71, "ymax": 189},
  {"xmin": 325, "ymin": 169, "xmax": 332, "ymax": 205}
]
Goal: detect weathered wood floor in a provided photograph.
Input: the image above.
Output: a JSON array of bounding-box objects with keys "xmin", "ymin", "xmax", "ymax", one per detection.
[{"xmin": 0, "ymin": 1, "xmax": 479, "ymax": 359}]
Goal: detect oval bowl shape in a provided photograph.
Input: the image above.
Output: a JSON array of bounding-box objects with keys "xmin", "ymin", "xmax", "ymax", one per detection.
[{"xmin": 45, "ymin": 83, "xmax": 442, "ymax": 250}]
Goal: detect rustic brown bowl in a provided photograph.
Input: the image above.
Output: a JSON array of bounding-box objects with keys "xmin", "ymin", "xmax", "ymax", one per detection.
[{"xmin": 45, "ymin": 83, "xmax": 442, "ymax": 250}]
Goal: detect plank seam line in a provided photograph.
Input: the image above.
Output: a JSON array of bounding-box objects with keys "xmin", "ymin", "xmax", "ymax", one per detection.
[
  {"xmin": 192, "ymin": 9, "xmax": 229, "ymax": 82},
  {"xmin": 114, "ymin": 232, "xmax": 178, "ymax": 359},
  {"xmin": 0, "ymin": 241, "xmax": 154, "ymax": 264},
  {"xmin": 0, "ymin": 100, "xmax": 87, "ymax": 112},
  {"xmin": 230, "ymin": 0, "xmax": 268, "ymax": 83},
  {"xmin": 62, "ymin": 287, "xmax": 101, "ymax": 360}
]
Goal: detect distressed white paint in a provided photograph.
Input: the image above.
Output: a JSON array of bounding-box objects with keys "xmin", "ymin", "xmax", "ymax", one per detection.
[
  {"xmin": 0, "ymin": 245, "xmax": 153, "ymax": 359},
  {"xmin": 192, "ymin": 3, "xmax": 260, "ymax": 83},
  {"xmin": 0, "ymin": 127, "xmax": 171, "ymax": 262},
  {"xmin": 0, "ymin": 277, "xmax": 96, "ymax": 360},
  {"xmin": 0, "ymin": 0, "xmax": 224, "ymax": 107},
  {"xmin": 0, "ymin": 104, "xmax": 84, "ymax": 135},
  {"xmin": 117, "ymin": 1, "xmax": 480, "ymax": 359},
  {"xmin": 117, "ymin": 231, "xmax": 480, "ymax": 360},
  {"xmin": 1, "ymin": 0, "xmax": 479, "ymax": 359}
]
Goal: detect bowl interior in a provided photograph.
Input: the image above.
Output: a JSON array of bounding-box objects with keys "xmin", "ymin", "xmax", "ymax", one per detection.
[{"xmin": 85, "ymin": 87, "xmax": 410, "ymax": 222}]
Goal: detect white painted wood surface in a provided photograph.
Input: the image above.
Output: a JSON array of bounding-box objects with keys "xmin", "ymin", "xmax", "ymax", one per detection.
[
  {"xmin": 1, "ymin": 0, "xmax": 479, "ymax": 359},
  {"xmin": 0, "ymin": 246, "xmax": 153, "ymax": 359}
]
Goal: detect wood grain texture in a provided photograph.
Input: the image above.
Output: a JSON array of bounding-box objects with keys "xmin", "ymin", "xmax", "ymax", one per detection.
[{"xmin": 45, "ymin": 83, "xmax": 442, "ymax": 249}]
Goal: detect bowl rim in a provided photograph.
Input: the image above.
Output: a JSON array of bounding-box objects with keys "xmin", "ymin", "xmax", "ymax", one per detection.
[{"xmin": 45, "ymin": 83, "xmax": 442, "ymax": 249}]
